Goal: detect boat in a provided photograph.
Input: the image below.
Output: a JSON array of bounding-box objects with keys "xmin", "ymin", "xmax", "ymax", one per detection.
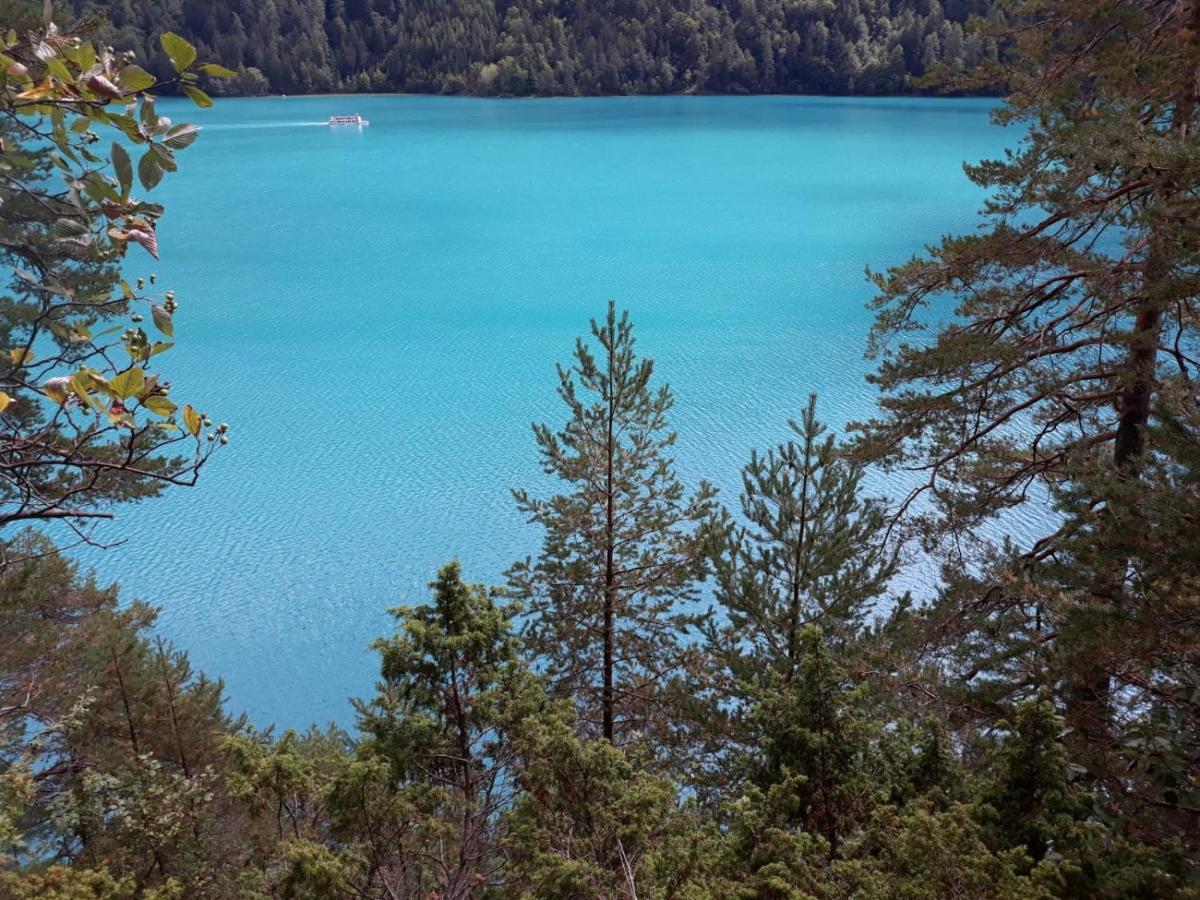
[{"xmin": 328, "ymin": 114, "xmax": 369, "ymax": 127}]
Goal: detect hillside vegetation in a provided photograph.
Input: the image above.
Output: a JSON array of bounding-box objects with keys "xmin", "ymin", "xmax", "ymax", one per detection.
[{"xmin": 75, "ymin": 0, "xmax": 1002, "ymax": 96}]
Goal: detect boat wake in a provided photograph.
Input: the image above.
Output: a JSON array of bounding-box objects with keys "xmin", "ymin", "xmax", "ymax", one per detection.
[{"xmin": 202, "ymin": 121, "xmax": 331, "ymax": 131}]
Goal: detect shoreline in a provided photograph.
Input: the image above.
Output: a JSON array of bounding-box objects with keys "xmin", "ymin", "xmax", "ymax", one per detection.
[{"xmin": 200, "ymin": 89, "xmax": 1003, "ymax": 103}]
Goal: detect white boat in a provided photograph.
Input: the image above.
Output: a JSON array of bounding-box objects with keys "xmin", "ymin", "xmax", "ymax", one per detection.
[{"xmin": 328, "ymin": 114, "xmax": 369, "ymax": 127}]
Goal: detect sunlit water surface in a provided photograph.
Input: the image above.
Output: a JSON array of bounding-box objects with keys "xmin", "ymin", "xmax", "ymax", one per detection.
[{"xmin": 67, "ymin": 94, "xmax": 1029, "ymax": 728}]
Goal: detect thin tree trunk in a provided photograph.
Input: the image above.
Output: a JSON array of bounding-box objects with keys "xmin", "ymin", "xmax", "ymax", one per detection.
[
  {"xmin": 603, "ymin": 320, "xmax": 617, "ymax": 743},
  {"xmin": 155, "ymin": 637, "xmax": 190, "ymax": 777},
  {"xmin": 110, "ymin": 646, "xmax": 140, "ymax": 755},
  {"xmin": 786, "ymin": 422, "xmax": 815, "ymax": 679},
  {"xmin": 448, "ymin": 655, "xmax": 477, "ymax": 899}
]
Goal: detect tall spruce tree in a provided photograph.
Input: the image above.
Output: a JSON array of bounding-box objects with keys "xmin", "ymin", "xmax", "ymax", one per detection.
[
  {"xmin": 509, "ymin": 302, "xmax": 716, "ymax": 744},
  {"xmin": 709, "ymin": 394, "xmax": 896, "ymax": 691}
]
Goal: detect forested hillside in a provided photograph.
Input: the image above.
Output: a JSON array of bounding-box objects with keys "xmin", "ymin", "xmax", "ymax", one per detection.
[{"xmin": 72, "ymin": 0, "xmax": 1002, "ymax": 97}]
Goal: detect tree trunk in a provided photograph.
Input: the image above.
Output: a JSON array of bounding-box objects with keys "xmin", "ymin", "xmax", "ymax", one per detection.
[
  {"xmin": 786, "ymin": 423, "xmax": 815, "ymax": 679},
  {"xmin": 603, "ymin": 321, "xmax": 617, "ymax": 743},
  {"xmin": 1067, "ymin": 0, "xmax": 1200, "ymax": 758}
]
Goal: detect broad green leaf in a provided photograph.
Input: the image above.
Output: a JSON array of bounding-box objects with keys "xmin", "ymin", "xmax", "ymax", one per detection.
[
  {"xmin": 182, "ymin": 85, "xmax": 212, "ymax": 109},
  {"xmin": 77, "ymin": 41, "xmax": 95, "ymax": 72},
  {"xmin": 83, "ymin": 370, "xmax": 109, "ymax": 390},
  {"xmin": 109, "ymin": 113, "xmax": 143, "ymax": 143},
  {"xmin": 138, "ymin": 147, "xmax": 164, "ymax": 190},
  {"xmin": 200, "ymin": 63, "xmax": 237, "ymax": 79},
  {"xmin": 118, "ymin": 64, "xmax": 156, "ymax": 92},
  {"xmin": 163, "ymin": 123, "xmax": 200, "ymax": 150},
  {"xmin": 109, "ymin": 366, "xmax": 145, "ymax": 400},
  {"xmin": 51, "ymin": 217, "xmax": 89, "ymax": 239},
  {"xmin": 149, "ymin": 142, "xmax": 177, "ymax": 172},
  {"xmin": 112, "ymin": 142, "xmax": 132, "ymax": 194},
  {"xmin": 45, "ymin": 56, "xmax": 71, "ymax": 83},
  {"xmin": 160, "ymin": 32, "xmax": 197, "ymax": 72},
  {"xmin": 0, "ymin": 392, "xmax": 10, "ymax": 413},
  {"xmin": 69, "ymin": 373, "xmax": 96, "ymax": 407},
  {"xmin": 183, "ymin": 403, "xmax": 201, "ymax": 437}
]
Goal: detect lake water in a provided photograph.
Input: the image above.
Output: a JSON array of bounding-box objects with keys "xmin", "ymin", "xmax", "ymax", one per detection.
[{"xmin": 75, "ymin": 95, "xmax": 1013, "ymax": 729}]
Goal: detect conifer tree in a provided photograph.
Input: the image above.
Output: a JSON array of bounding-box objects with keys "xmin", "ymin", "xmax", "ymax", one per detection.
[
  {"xmin": 978, "ymin": 700, "xmax": 1088, "ymax": 867},
  {"xmin": 352, "ymin": 560, "xmax": 545, "ymax": 897},
  {"xmin": 0, "ymin": 530, "xmax": 246, "ymax": 895},
  {"xmin": 851, "ymin": 0, "xmax": 1200, "ymax": 760},
  {"xmin": 503, "ymin": 715, "xmax": 713, "ymax": 899},
  {"xmin": 747, "ymin": 627, "xmax": 877, "ymax": 861},
  {"xmin": 509, "ymin": 302, "xmax": 716, "ymax": 744},
  {"xmin": 709, "ymin": 394, "xmax": 895, "ymax": 691}
]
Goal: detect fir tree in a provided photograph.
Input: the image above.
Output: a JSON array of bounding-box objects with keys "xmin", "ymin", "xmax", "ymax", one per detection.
[{"xmin": 509, "ymin": 302, "xmax": 716, "ymax": 744}]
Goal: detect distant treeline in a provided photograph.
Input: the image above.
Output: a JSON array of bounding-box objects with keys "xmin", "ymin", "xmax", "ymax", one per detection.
[{"xmin": 72, "ymin": 0, "xmax": 1002, "ymax": 97}]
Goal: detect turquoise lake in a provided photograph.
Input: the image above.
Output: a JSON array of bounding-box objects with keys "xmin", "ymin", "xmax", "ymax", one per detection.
[{"xmin": 75, "ymin": 94, "xmax": 1015, "ymax": 729}]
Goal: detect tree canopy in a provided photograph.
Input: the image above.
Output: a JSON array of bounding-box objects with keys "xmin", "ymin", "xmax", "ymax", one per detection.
[{"xmin": 68, "ymin": 0, "xmax": 1003, "ymax": 97}]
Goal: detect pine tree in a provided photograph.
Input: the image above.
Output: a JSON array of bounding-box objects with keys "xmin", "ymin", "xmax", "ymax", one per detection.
[
  {"xmin": 709, "ymin": 394, "xmax": 896, "ymax": 693},
  {"xmin": 851, "ymin": 0, "xmax": 1200, "ymax": 762},
  {"xmin": 0, "ymin": 530, "xmax": 245, "ymax": 896},
  {"xmin": 509, "ymin": 302, "xmax": 716, "ymax": 744}
]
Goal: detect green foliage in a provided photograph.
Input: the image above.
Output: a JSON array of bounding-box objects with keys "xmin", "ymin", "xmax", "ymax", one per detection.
[
  {"xmin": 0, "ymin": 530, "xmax": 247, "ymax": 896},
  {"xmin": 0, "ymin": 866, "xmax": 138, "ymax": 900},
  {"xmin": 708, "ymin": 393, "xmax": 896, "ymax": 688},
  {"xmin": 830, "ymin": 802, "xmax": 1048, "ymax": 900},
  {"xmin": 351, "ymin": 560, "xmax": 545, "ymax": 896},
  {"xmin": 2, "ymin": 9, "xmax": 1198, "ymax": 892},
  {"xmin": 510, "ymin": 302, "xmax": 716, "ymax": 745},
  {"xmin": 66, "ymin": 0, "xmax": 1002, "ymax": 98},
  {"xmin": 748, "ymin": 629, "xmax": 880, "ymax": 859},
  {"xmin": 848, "ymin": 0, "xmax": 1200, "ymax": 869},
  {"xmin": 978, "ymin": 700, "xmax": 1090, "ymax": 866},
  {"xmin": 503, "ymin": 712, "xmax": 713, "ymax": 899},
  {"xmin": 0, "ymin": 11, "xmax": 227, "ymax": 533}
]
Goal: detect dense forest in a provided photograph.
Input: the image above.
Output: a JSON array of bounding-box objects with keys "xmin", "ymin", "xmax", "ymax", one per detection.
[
  {"xmin": 3, "ymin": 0, "xmax": 1200, "ymax": 897},
  {"xmin": 69, "ymin": 0, "xmax": 1003, "ymax": 97}
]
